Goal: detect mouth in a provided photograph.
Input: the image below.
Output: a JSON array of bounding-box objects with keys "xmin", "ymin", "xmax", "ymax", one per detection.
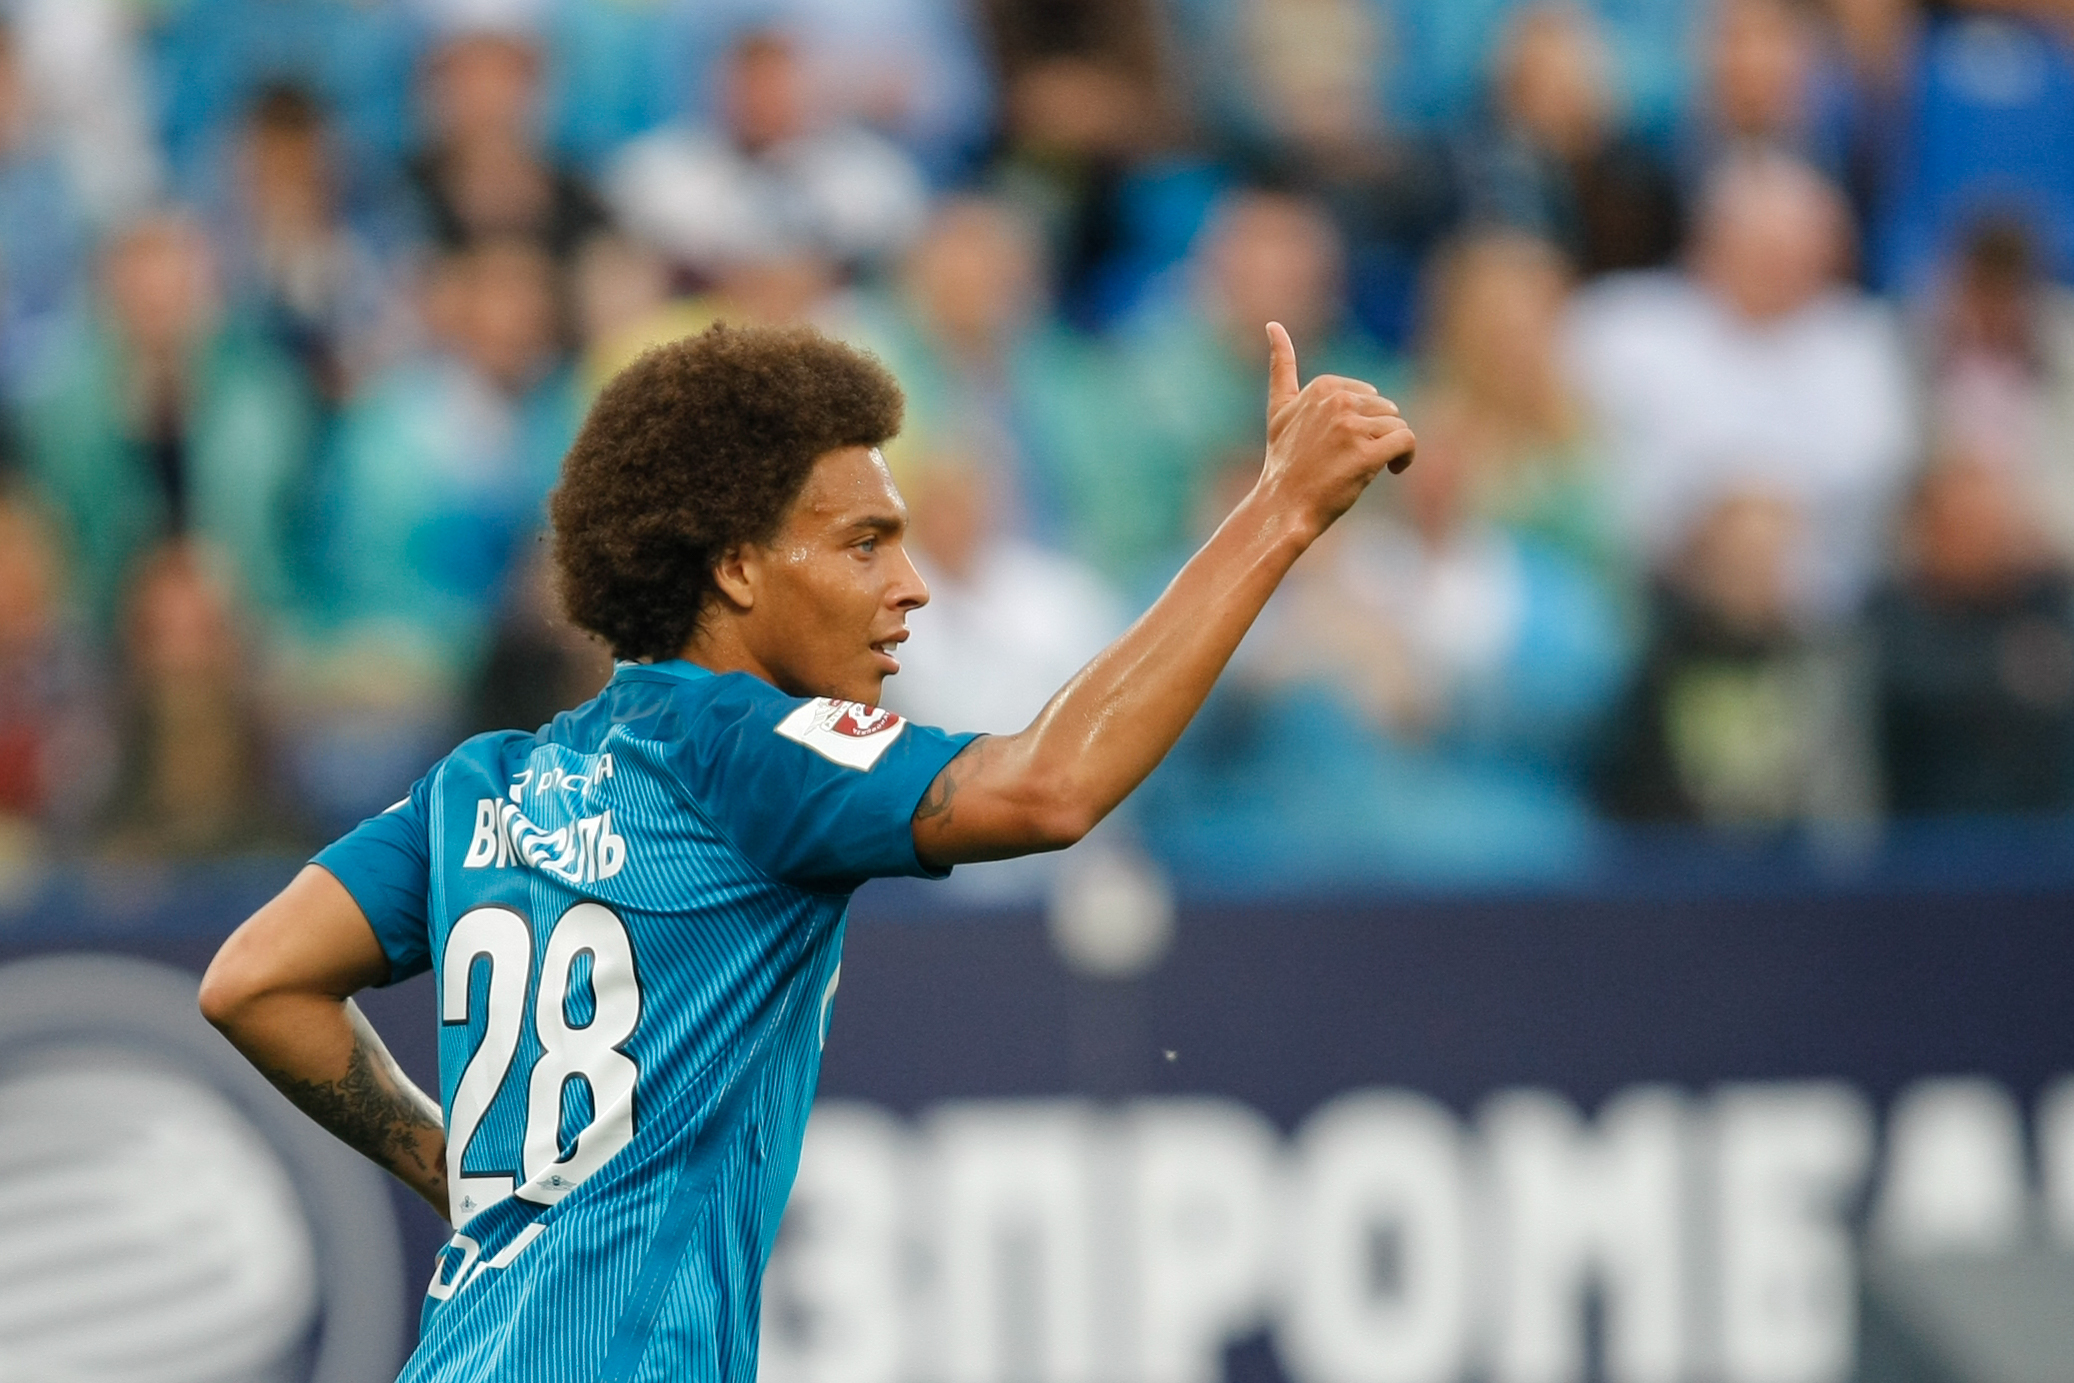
[{"xmin": 870, "ymin": 633, "xmax": 905, "ymax": 676}]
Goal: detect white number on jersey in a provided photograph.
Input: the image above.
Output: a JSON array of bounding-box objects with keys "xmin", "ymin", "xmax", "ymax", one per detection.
[{"xmin": 441, "ymin": 902, "xmax": 644, "ymax": 1227}]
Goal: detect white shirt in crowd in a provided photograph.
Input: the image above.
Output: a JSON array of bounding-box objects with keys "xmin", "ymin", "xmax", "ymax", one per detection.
[
  {"xmin": 605, "ymin": 123, "xmax": 928, "ymax": 273},
  {"xmin": 1565, "ymin": 271, "xmax": 1917, "ymax": 619},
  {"xmin": 887, "ymin": 540, "xmax": 1127, "ymax": 737}
]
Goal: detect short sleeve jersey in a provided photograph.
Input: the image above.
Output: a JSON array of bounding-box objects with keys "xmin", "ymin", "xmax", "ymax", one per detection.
[{"xmin": 315, "ymin": 660, "xmax": 973, "ymax": 1383}]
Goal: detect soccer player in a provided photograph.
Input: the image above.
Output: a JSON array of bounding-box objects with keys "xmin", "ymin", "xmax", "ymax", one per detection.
[{"xmin": 199, "ymin": 322, "xmax": 1413, "ymax": 1381}]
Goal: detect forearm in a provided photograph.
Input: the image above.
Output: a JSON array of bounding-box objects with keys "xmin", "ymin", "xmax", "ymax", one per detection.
[
  {"xmin": 912, "ymin": 325, "xmax": 1414, "ymax": 865},
  {"xmin": 916, "ymin": 491, "xmax": 1313, "ymax": 860},
  {"xmin": 216, "ymin": 991, "xmax": 448, "ymax": 1217}
]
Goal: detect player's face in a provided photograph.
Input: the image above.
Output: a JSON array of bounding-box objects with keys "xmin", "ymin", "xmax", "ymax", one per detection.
[{"xmin": 743, "ymin": 445, "xmax": 929, "ymax": 707}]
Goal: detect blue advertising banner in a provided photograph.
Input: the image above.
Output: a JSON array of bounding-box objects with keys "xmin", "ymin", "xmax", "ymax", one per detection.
[{"xmin": 2, "ymin": 848, "xmax": 2071, "ymax": 1383}]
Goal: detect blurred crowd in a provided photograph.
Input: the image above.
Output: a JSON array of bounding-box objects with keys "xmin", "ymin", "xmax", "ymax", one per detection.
[{"xmin": 1, "ymin": 0, "xmax": 2073, "ymax": 889}]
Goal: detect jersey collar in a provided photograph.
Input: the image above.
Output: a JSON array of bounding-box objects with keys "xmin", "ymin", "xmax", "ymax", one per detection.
[{"xmin": 615, "ymin": 658, "xmax": 716, "ymax": 683}]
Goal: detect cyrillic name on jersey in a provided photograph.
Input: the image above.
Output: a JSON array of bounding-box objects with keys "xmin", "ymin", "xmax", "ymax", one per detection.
[{"xmin": 462, "ymin": 798, "xmax": 628, "ymax": 884}]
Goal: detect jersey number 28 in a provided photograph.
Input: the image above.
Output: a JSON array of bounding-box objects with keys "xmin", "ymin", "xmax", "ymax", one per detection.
[{"xmin": 441, "ymin": 902, "xmax": 642, "ymax": 1226}]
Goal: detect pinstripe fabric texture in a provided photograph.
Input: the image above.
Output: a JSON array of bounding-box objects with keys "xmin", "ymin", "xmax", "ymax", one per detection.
[{"xmin": 316, "ymin": 660, "xmax": 973, "ymax": 1383}]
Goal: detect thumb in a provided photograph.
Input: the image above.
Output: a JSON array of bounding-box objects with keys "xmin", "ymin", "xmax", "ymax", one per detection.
[{"xmin": 1265, "ymin": 321, "xmax": 1299, "ymax": 416}]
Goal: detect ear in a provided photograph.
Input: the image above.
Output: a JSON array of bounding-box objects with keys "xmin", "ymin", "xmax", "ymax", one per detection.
[{"xmin": 709, "ymin": 544, "xmax": 758, "ymax": 612}]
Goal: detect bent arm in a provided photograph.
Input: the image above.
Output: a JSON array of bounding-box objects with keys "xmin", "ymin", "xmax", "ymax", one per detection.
[
  {"xmin": 199, "ymin": 865, "xmax": 449, "ymax": 1219},
  {"xmin": 913, "ymin": 324, "xmax": 1416, "ymax": 867}
]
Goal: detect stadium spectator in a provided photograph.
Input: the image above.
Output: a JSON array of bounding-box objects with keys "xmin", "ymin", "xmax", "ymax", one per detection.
[
  {"xmin": 289, "ymin": 237, "xmax": 577, "ymax": 833},
  {"xmin": 149, "ymin": 0, "xmax": 422, "ymax": 187},
  {"xmin": 1566, "ymin": 150, "xmax": 1916, "ymax": 622},
  {"xmin": 1871, "ymin": 454, "xmax": 2074, "ymax": 816},
  {"xmin": 1122, "ymin": 188, "xmax": 1403, "ymax": 581},
  {"xmin": 1192, "ymin": 0, "xmax": 1456, "ymax": 347},
  {"xmin": 855, "ymin": 196, "xmax": 1133, "ymax": 575},
  {"xmin": 885, "ymin": 444, "xmax": 1134, "ymax": 902},
  {"xmin": 1457, "ymin": 4, "xmax": 1683, "ymax": 277},
  {"xmin": 407, "ymin": 26, "xmax": 608, "ymax": 263},
  {"xmin": 3, "ymin": 0, "xmax": 160, "ymax": 223},
  {"xmin": 885, "ymin": 452, "xmax": 1127, "ymax": 736},
  {"xmin": 1918, "ymin": 217, "xmax": 2074, "ymax": 558},
  {"xmin": 1597, "ymin": 488, "xmax": 1876, "ymax": 828},
  {"xmin": 1416, "ymin": 231, "xmax": 1622, "ymax": 575},
  {"xmin": 571, "ymin": 230, "xmax": 677, "ymax": 393},
  {"xmin": 101, "ymin": 543, "xmax": 288, "ymax": 856},
  {"xmin": 16, "ymin": 212, "xmax": 316, "ymax": 634},
  {"xmin": 1870, "ymin": 8, "xmax": 2074, "ymax": 293},
  {"xmin": 1683, "ymin": 0, "xmax": 1856, "ymax": 189},
  {"xmin": 466, "ymin": 545, "xmax": 610, "ymax": 738},
  {"xmin": 654, "ymin": 0, "xmax": 992, "ymax": 178},
  {"xmin": 320, "ymin": 237, "xmax": 576, "ymax": 674},
  {"xmin": 217, "ymin": 84, "xmax": 413, "ymax": 403},
  {"xmin": 1140, "ymin": 435, "xmax": 1622, "ymax": 888},
  {"xmin": 0, "ymin": 491, "xmax": 111, "ymax": 862},
  {"xmin": 0, "ymin": 18, "xmax": 90, "ymax": 398},
  {"xmin": 977, "ymin": 0, "xmax": 1203, "ymax": 327},
  {"xmin": 605, "ymin": 28, "xmax": 928, "ymax": 279}
]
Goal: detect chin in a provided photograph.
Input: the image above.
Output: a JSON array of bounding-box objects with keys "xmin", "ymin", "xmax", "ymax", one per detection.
[{"xmin": 822, "ymin": 674, "xmax": 885, "ymax": 708}]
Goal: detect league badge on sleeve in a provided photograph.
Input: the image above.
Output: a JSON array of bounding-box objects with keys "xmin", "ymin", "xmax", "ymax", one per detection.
[{"xmin": 775, "ymin": 699, "xmax": 909, "ymax": 770}]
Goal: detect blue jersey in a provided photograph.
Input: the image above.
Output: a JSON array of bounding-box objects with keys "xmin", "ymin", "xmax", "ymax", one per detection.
[{"xmin": 315, "ymin": 659, "xmax": 973, "ymax": 1383}]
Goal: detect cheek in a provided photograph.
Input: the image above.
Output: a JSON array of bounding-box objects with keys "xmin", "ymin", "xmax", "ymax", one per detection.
[{"xmin": 773, "ymin": 556, "xmax": 875, "ymax": 645}]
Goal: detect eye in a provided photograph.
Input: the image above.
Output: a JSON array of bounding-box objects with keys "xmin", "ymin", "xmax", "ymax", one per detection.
[{"xmin": 855, "ymin": 535, "xmax": 878, "ymax": 554}]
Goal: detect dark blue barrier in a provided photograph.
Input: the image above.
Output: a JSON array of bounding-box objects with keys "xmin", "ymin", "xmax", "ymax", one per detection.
[{"xmin": 2, "ymin": 834, "xmax": 2071, "ymax": 1383}]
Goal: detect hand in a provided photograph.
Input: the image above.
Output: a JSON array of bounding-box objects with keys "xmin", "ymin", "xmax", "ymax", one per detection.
[{"xmin": 1257, "ymin": 321, "xmax": 1416, "ymax": 541}]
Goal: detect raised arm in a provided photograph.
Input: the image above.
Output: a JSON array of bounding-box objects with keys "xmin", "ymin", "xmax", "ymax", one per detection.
[
  {"xmin": 912, "ymin": 323, "xmax": 1415, "ymax": 867},
  {"xmin": 199, "ymin": 865, "xmax": 449, "ymax": 1218}
]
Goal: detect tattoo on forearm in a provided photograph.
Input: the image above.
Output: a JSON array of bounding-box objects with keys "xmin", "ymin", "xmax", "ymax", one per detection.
[
  {"xmin": 915, "ymin": 736, "xmax": 994, "ymax": 824},
  {"xmin": 256, "ymin": 1013, "xmax": 446, "ymax": 1203}
]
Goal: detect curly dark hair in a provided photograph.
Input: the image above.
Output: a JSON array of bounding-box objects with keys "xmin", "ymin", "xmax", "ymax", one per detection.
[{"xmin": 550, "ymin": 323, "xmax": 904, "ymax": 662}]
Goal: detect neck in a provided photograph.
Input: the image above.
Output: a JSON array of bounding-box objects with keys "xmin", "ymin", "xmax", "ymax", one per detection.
[{"xmin": 678, "ymin": 618, "xmax": 772, "ymax": 687}]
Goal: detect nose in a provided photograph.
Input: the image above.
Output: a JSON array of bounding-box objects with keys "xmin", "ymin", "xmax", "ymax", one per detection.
[{"xmin": 890, "ymin": 545, "xmax": 929, "ymax": 611}]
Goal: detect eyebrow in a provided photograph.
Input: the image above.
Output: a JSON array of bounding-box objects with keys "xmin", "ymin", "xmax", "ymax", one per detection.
[{"xmin": 846, "ymin": 513, "xmax": 906, "ymax": 536}]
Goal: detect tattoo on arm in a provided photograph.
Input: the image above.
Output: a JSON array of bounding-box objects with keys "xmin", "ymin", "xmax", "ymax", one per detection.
[
  {"xmin": 915, "ymin": 735, "xmax": 996, "ymax": 825},
  {"xmin": 254, "ymin": 1002, "xmax": 447, "ymax": 1210}
]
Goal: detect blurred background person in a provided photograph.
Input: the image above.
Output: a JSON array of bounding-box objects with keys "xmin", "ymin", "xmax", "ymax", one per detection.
[
  {"xmin": 1141, "ymin": 424, "xmax": 1626, "ymax": 889},
  {"xmin": 0, "ymin": 490, "xmax": 112, "ymax": 874},
  {"xmin": 1871, "ymin": 453, "xmax": 2074, "ymax": 817},
  {"xmin": 16, "ymin": 212, "xmax": 315, "ymax": 636},
  {"xmin": 855, "ymin": 195, "xmax": 1136, "ymax": 580},
  {"xmin": 1457, "ymin": 3, "xmax": 1683, "ymax": 278},
  {"xmin": 290, "ymin": 235, "xmax": 577, "ymax": 833},
  {"xmin": 5, "ymin": 0, "xmax": 161, "ymax": 224},
  {"xmin": 466, "ymin": 545, "xmax": 611, "ymax": 738},
  {"xmin": 978, "ymin": 0, "xmax": 1205, "ymax": 330},
  {"xmin": 1917, "ymin": 216, "xmax": 2074, "ymax": 560},
  {"xmin": 575, "ymin": 229, "xmax": 852, "ymax": 395},
  {"xmin": 884, "ymin": 440, "xmax": 1134, "ymax": 902},
  {"xmin": 148, "ymin": 0, "xmax": 422, "ymax": 194},
  {"xmin": 1414, "ymin": 229, "xmax": 1622, "ymax": 577},
  {"xmin": 1185, "ymin": 0, "xmax": 1458, "ymax": 348},
  {"xmin": 1684, "ymin": 0, "xmax": 1856, "ymax": 188},
  {"xmin": 1597, "ymin": 487, "xmax": 1876, "ymax": 829},
  {"xmin": 606, "ymin": 27, "xmax": 928, "ymax": 281},
  {"xmin": 883, "ymin": 447, "xmax": 1127, "ymax": 736},
  {"xmin": 1871, "ymin": 4, "xmax": 2074, "ymax": 294},
  {"xmin": 652, "ymin": 0, "xmax": 993, "ymax": 181},
  {"xmin": 1567, "ymin": 149, "xmax": 1915, "ymax": 625},
  {"xmin": 216, "ymin": 82, "xmax": 414, "ymax": 407},
  {"xmin": 1123, "ymin": 186, "xmax": 1403, "ymax": 585},
  {"xmin": 0, "ymin": 18, "xmax": 91, "ymax": 400},
  {"xmin": 407, "ymin": 25, "xmax": 608, "ymax": 265},
  {"xmin": 101, "ymin": 543, "xmax": 289, "ymax": 857}
]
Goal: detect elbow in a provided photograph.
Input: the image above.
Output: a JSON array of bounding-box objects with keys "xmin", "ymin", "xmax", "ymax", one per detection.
[
  {"xmin": 1021, "ymin": 786, "xmax": 1102, "ymax": 854},
  {"xmin": 198, "ymin": 938, "xmax": 268, "ymax": 1036}
]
